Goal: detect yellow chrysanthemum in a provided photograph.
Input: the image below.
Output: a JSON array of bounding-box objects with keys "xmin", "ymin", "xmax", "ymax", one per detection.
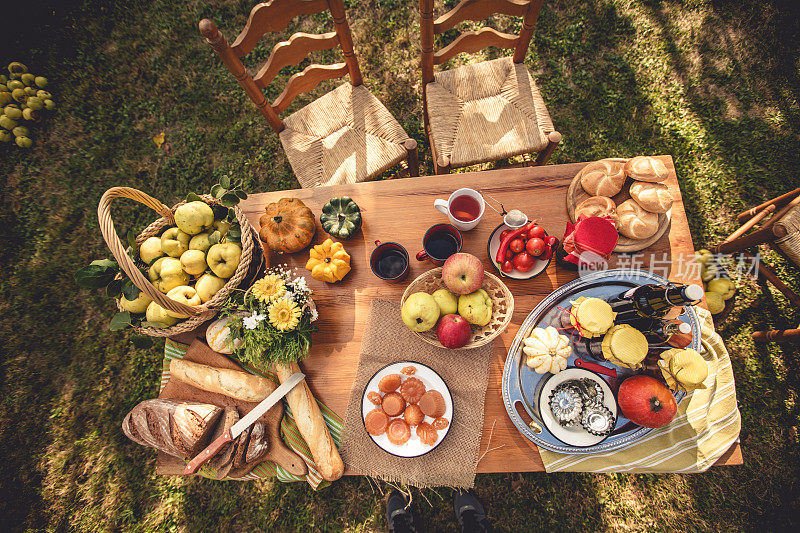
[
  {"xmin": 251, "ymin": 274, "xmax": 286, "ymax": 303},
  {"xmin": 268, "ymin": 298, "xmax": 301, "ymax": 331}
]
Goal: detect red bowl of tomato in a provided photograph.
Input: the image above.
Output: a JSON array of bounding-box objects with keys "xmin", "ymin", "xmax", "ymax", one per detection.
[{"xmin": 486, "ymin": 222, "xmax": 556, "ymax": 280}]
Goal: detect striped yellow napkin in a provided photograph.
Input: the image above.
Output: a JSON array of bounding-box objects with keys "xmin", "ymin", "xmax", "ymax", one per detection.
[
  {"xmin": 161, "ymin": 339, "xmax": 343, "ymax": 489},
  {"xmin": 539, "ymin": 307, "xmax": 741, "ymax": 473}
]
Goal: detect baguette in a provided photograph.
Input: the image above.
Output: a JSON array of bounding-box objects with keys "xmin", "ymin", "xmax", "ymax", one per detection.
[
  {"xmin": 275, "ymin": 362, "xmax": 344, "ymax": 481},
  {"xmin": 169, "ymin": 358, "xmax": 277, "ymax": 402}
]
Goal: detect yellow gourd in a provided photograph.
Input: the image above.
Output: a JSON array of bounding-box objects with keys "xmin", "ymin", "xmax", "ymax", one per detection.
[
  {"xmin": 306, "ymin": 238, "xmax": 351, "ymax": 283},
  {"xmin": 523, "ymin": 326, "xmax": 571, "ymax": 374}
]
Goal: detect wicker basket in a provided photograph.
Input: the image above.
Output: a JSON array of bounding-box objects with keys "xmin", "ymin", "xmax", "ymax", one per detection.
[
  {"xmin": 97, "ymin": 186, "xmax": 260, "ymax": 337},
  {"xmin": 401, "ymin": 268, "xmax": 515, "ymax": 349}
]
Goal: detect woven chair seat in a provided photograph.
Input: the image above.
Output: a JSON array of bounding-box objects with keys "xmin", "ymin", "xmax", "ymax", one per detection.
[
  {"xmin": 279, "ymin": 83, "xmax": 411, "ymax": 188},
  {"xmin": 425, "ymin": 56, "xmax": 555, "ymax": 168},
  {"xmin": 775, "ymin": 204, "xmax": 800, "ymax": 268}
]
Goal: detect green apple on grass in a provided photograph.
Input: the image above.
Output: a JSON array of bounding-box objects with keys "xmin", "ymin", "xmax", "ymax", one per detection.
[
  {"xmin": 161, "ymin": 227, "xmax": 190, "ymax": 257},
  {"xmin": 139, "ymin": 236, "xmax": 164, "ymax": 264},
  {"xmin": 195, "ymin": 273, "xmax": 226, "ymax": 302},
  {"xmin": 174, "ymin": 201, "xmax": 214, "ymax": 235},
  {"xmin": 148, "ymin": 257, "xmax": 189, "ymax": 293},
  {"xmin": 180, "ymin": 249, "xmax": 207, "ymax": 276},
  {"xmin": 707, "ymin": 278, "xmax": 735, "ymax": 300},
  {"xmin": 705, "ymin": 291, "xmax": 725, "ymax": 315},
  {"xmin": 207, "ymin": 243, "xmax": 241, "ymax": 278},
  {"xmin": 401, "ymin": 292, "xmax": 440, "ymax": 332},
  {"xmin": 165, "ymin": 285, "xmax": 201, "ymax": 318},
  {"xmin": 145, "ymin": 301, "xmax": 178, "ymax": 328},
  {"xmin": 458, "ymin": 289, "xmax": 493, "ymax": 326},
  {"xmin": 432, "ymin": 288, "xmax": 458, "ymax": 315},
  {"xmin": 120, "ymin": 291, "xmax": 152, "ymax": 314}
]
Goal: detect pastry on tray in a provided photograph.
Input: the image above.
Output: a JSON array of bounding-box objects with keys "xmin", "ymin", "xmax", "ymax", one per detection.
[
  {"xmin": 624, "ymin": 155, "xmax": 669, "ymax": 183},
  {"xmin": 629, "ymin": 181, "xmax": 674, "ymax": 214},
  {"xmin": 575, "ymin": 196, "xmax": 618, "ymax": 223},
  {"xmin": 579, "ymin": 159, "xmax": 627, "ymax": 197},
  {"xmin": 616, "ymin": 199, "xmax": 659, "ymax": 239}
]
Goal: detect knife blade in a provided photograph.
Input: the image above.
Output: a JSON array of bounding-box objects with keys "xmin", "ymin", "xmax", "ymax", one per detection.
[{"xmin": 183, "ymin": 372, "xmax": 305, "ymax": 475}]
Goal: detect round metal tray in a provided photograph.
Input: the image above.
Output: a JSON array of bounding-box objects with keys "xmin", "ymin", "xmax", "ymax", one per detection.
[{"xmin": 501, "ymin": 269, "xmax": 701, "ymax": 454}]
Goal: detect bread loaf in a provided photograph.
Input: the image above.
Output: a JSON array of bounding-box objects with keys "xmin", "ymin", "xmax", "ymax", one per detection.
[
  {"xmin": 575, "ymin": 196, "xmax": 618, "ymax": 224},
  {"xmin": 122, "ymin": 399, "xmax": 223, "ymax": 459},
  {"xmin": 246, "ymin": 421, "xmax": 270, "ymax": 464},
  {"xmin": 624, "ymin": 156, "xmax": 669, "ymax": 183},
  {"xmin": 232, "ymin": 425, "xmax": 251, "ymax": 469},
  {"xmin": 629, "ymin": 181, "xmax": 673, "ymax": 213},
  {"xmin": 169, "ymin": 358, "xmax": 277, "ymax": 402},
  {"xmin": 617, "ymin": 199, "xmax": 659, "ymax": 239},
  {"xmin": 207, "ymin": 406, "xmax": 239, "ymax": 479},
  {"xmin": 579, "ymin": 159, "xmax": 627, "ymax": 197}
]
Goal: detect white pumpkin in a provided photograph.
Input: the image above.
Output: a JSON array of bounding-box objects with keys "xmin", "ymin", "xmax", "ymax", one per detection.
[
  {"xmin": 522, "ymin": 326, "xmax": 571, "ymax": 374},
  {"xmin": 205, "ymin": 315, "xmax": 244, "ymax": 354}
]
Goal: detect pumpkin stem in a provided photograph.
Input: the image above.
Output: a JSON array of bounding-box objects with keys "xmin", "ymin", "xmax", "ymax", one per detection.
[
  {"xmin": 338, "ymin": 213, "xmax": 346, "ymax": 222},
  {"xmin": 649, "ymin": 397, "xmax": 663, "ymax": 413},
  {"xmin": 324, "ymin": 257, "xmax": 331, "ymax": 263},
  {"xmin": 273, "ymin": 215, "xmax": 282, "ymax": 223}
]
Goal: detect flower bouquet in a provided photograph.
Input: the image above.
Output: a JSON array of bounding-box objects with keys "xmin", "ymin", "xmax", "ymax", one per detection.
[{"xmin": 220, "ymin": 265, "xmax": 344, "ymax": 481}]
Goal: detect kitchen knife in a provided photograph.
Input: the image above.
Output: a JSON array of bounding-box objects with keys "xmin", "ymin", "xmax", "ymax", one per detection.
[{"xmin": 183, "ymin": 372, "xmax": 305, "ymax": 475}]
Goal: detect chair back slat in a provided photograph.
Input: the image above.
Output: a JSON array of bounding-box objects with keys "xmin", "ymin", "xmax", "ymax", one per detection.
[
  {"xmin": 254, "ymin": 32, "xmax": 340, "ymax": 89},
  {"xmin": 273, "ymin": 63, "xmax": 349, "ymax": 114},
  {"xmin": 434, "ymin": 28, "xmax": 518, "ymax": 65},
  {"xmin": 231, "ymin": 0, "xmax": 329, "ymax": 57},
  {"xmin": 434, "ymin": 0, "xmax": 529, "ymax": 34}
]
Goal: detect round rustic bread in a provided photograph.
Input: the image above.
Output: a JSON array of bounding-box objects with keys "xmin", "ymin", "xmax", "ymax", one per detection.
[
  {"xmin": 624, "ymin": 156, "xmax": 669, "ymax": 183},
  {"xmin": 629, "ymin": 181, "xmax": 674, "ymax": 213},
  {"xmin": 579, "ymin": 159, "xmax": 627, "ymax": 197},
  {"xmin": 617, "ymin": 199, "xmax": 659, "ymax": 239},
  {"xmin": 575, "ymin": 196, "xmax": 618, "ymax": 224}
]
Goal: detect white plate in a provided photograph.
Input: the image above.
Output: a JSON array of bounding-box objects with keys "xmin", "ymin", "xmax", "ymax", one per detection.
[
  {"xmin": 487, "ymin": 223, "xmax": 552, "ymax": 279},
  {"xmin": 538, "ymin": 368, "xmax": 618, "ymax": 447},
  {"xmin": 361, "ymin": 361, "xmax": 453, "ymax": 458}
]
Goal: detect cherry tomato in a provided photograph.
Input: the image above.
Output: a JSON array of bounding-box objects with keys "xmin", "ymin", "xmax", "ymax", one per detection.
[
  {"xmin": 526, "ymin": 237, "xmax": 545, "ymax": 256},
  {"xmin": 545, "ymin": 235, "xmax": 559, "ymax": 247},
  {"xmin": 509, "ymin": 238, "xmax": 525, "ymax": 253},
  {"xmin": 500, "ymin": 229, "xmax": 512, "ymax": 240},
  {"xmin": 540, "ymin": 245, "xmax": 553, "ymax": 261},
  {"xmin": 518, "ymin": 231, "xmax": 528, "ymax": 240},
  {"xmin": 501, "ymin": 260, "xmax": 514, "ymax": 274},
  {"xmin": 513, "ymin": 252, "xmax": 535, "ymax": 272},
  {"xmin": 527, "ymin": 225, "xmax": 546, "ymax": 240}
]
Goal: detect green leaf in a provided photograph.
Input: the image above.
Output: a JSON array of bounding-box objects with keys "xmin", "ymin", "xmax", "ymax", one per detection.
[
  {"xmin": 130, "ymin": 335, "xmax": 155, "ymax": 349},
  {"xmin": 208, "ymin": 231, "xmax": 221, "ymax": 245},
  {"xmin": 75, "ymin": 265, "xmax": 118, "ymax": 289},
  {"xmin": 90, "ymin": 258, "xmax": 118, "ymax": 269},
  {"xmin": 109, "ymin": 311, "xmax": 132, "ymax": 331},
  {"xmin": 210, "ymin": 184, "xmax": 222, "ymax": 197},
  {"xmin": 220, "ymin": 175, "xmax": 231, "ymax": 189},
  {"xmin": 186, "ymin": 192, "xmax": 202, "ymax": 203},
  {"xmin": 213, "ymin": 187, "xmax": 227, "ymax": 199},
  {"xmin": 126, "ymin": 229, "xmax": 137, "ymax": 254},
  {"xmin": 228, "ymin": 225, "xmax": 241, "ymax": 238},
  {"xmin": 220, "ymin": 192, "xmax": 239, "ymax": 207},
  {"xmin": 106, "ymin": 278, "xmax": 124, "ymax": 299},
  {"xmin": 212, "ymin": 204, "xmax": 228, "ymax": 220},
  {"xmin": 122, "ymin": 279, "xmax": 141, "ymax": 301},
  {"xmin": 235, "ymin": 190, "xmax": 248, "ymax": 200},
  {"xmin": 227, "ymin": 208, "xmax": 235, "ymax": 221}
]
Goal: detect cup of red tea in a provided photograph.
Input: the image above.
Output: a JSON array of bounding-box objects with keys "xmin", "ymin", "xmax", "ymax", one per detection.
[
  {"xmin": 434, "ymin": 188, "xmax": 485, "ymax": 231},
  {"xmin": 370, "ymin": 241, "xmax": 410, "ymax": 282},
  {"xmin": 416, "ymin": 223, "xmax": 463, "ymax": 266}
]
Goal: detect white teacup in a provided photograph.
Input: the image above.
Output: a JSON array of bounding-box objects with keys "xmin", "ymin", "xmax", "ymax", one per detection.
[{"xmin": 433, "ymin": 188, "xmax": 485, "ymax": 231}]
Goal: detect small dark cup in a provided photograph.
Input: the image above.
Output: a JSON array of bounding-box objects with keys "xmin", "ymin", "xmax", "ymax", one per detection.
[
  {"xmin": 416, "ymin": 223, "xmax": 463, "ymax": 266},
  {"xmin": 370, "ymin": 240, "xmax": 410, "ymax": 283}
]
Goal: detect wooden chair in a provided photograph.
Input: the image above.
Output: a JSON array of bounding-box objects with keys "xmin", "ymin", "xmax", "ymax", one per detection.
[
  {"xmin": 420, "ymin": 0, "xmax": 561, "ymax": 174},
  {"xmin": 713, "ymin": 188, "xmax": 800, "ymax": 342},
  {"xmin": 200, "ymin": 0, "xmax": 418, "ymax": 188}
]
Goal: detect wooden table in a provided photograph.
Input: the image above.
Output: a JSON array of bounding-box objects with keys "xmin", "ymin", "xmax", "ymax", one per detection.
[{"xmin": 237, "ymin": 155, "xmax": 742, "ymax": 472}]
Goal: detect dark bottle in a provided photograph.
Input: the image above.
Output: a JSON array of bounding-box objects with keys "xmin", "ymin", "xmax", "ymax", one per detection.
[
  {"xmin": 608, "ymin": 283, "xmax": 704, "ymax": 323},
  {"xmin": 645, "ymin": 319, "xmax": 693, "ymax": 347}
]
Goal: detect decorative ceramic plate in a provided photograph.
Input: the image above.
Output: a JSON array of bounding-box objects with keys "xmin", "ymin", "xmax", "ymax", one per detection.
[
  {"xmin": 501, "ymin": 269, "xmax": 700, "ymax": 454},
  {"xmin": 361, "ymin": 361, "xmax": 453, "ymax": 458},
  {"xmin": 487, "ymin": 223, "xmax": 552, "ymax": 280}
]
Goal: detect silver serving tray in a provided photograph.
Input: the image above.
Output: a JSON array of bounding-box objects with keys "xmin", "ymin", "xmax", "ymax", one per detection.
[{"xmin": 501, "ymin": 269, "xmax": 700, "ymax": 454}]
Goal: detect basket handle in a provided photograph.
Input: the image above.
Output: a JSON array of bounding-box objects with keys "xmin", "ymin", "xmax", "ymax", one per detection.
[{"xmin": 97, "ymin": 186, "xmax": 203, "ymax": 317}]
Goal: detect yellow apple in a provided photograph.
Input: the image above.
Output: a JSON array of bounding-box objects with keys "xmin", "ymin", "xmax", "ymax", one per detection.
[
  {"xmin": 148, "ymin": 257, "xmax": 189, "ymax": 293},
  {"xmin": 401, "ymin": 292, "xmax": 440, "ymax": 332},
  {"xmin": 174, "ymin": 201, "xmax": 214, "ymax": 235},
  {"xmin": 139, "ymin": 236, "xmax": 164, "ymax": 264},
  {"xmin": 161, "ymin": 227, "xmax": 190, "ymax": 257},
  {"xmin": 705, "ymin": 291, "xmax": 725, "ymax": 315},
  {"xmin": 189, "ymin": 232, "xmax": 212, "ymax": 253},
  {"xmin": 195, "ymin": 273, "xmax": 227, "ymax": 303},
  {"xmin": 432, "ymin": 288, "xmax": 458, "ymax": 315},
  {"xmin": 458, "ymin": 289, "xmax": 493, "ymax": 326},
  {"xmin": 207, "ymin": 243, "xmax": 241, "ymax": 278},
  {"xmin": 120, "ymin": 291, "xmax": 152, "ymax": 314},
  {"xmin": 707, "ymin": 278, "xmax": 735, "ymax": 300},
  {"xmin": 180, "ymin": 249, "xmax": 207, "ymax": 276},
  {"xmin": 165, "ymin": 285, "xmax": 201, "ymax": 318},
  {"xmin": 213, "ymin": 219, "xmax": 231, "ymax": 237},
  {"xmin": 145, "ymin": 301, "xmax": 179, "ymax": 328}
]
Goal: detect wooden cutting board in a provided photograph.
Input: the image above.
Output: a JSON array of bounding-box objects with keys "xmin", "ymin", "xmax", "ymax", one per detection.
[{"xmin": 155, "ymin": 339, "xmax": 308, "ymax": 478}]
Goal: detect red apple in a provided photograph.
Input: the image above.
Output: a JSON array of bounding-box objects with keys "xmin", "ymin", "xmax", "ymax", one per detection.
[
  {"xmin": 618, "ymin": 375, "xmax": 677, "ymax": 428},
  {"xmin": 436, "ymin": 314, "xmax": 472, "ymax": 349},
  {"xmin": 442, "ymin": 253, "xmax": 484, "ymax": 294}
]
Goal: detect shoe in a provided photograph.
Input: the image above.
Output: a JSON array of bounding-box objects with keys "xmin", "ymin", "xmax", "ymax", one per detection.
[
  {"xmin": 386, "ymin": 490, "xmax": 422, "ymax": 533},
  {"xmin": 453, "ymin": 489, "xmax": 495, "ymax": 533}
]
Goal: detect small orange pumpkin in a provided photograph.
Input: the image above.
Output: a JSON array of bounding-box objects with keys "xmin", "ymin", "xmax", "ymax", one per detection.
[{"xmin": 259, "ymin": 198, "xmax": 316, "ymax": 253}]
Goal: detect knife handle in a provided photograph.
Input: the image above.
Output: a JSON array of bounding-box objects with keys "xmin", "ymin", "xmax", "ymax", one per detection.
[
  {"xmin": 183, "ymin": 430, "xmax": 233, "ymax": 475},
  {"xmin": 575, "ymin": 358, "xmax": 617, "ymax": 378}
]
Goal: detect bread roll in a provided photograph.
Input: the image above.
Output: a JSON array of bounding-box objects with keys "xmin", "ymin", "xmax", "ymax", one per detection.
[
  {"xmin": 169, "ymin": 359, "xmax": 277, "ymax": 402},
  {"xmin": 624, "ymin": 156, "xmax": 669, "ymax": 183},
  {"xmin": 617, "ymin": 199, "xmax": 659, "ymax": 239},
  {"xmin": 579, "ymin": 159, "xmax": 627, "ymax": 197},
  {"xmin": 575, "ymin": 196, "xmax": 618, "ymax": 224},
  {"xmin": 629, "ymin": 181, "xmax": 673, "ymax": 213},
  {"xmin": 122, "ymin": 399, "xmax": 223, "ymax": 459}
]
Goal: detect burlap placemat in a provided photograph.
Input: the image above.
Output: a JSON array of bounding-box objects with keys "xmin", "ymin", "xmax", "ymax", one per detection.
[{"xmin": 339, "ymin": 299, "xmax": 493, "ymax": 488}]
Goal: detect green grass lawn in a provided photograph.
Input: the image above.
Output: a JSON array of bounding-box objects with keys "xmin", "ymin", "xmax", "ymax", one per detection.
[{"xmin": 2, "ymin": 0, "xmax": 800, "ymax": 530}]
